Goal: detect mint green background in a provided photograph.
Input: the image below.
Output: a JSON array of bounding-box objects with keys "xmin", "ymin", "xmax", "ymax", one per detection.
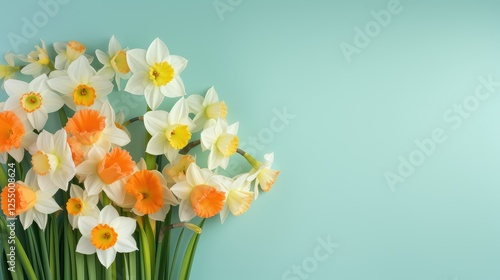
[{"xmin": 1, "ymin": 0, "xmax": 500, "ymax": 279}]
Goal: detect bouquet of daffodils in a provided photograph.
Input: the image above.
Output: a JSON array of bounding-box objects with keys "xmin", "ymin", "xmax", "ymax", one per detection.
[{"xmin": 0, "ymin": 36, "xmax": 279, "ymax": 280}]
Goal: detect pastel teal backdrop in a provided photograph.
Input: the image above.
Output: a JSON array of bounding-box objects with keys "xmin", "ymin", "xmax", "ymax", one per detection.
[{"xmin": 1, "ymin": 0, "xmax": 500, "ymax": 279}]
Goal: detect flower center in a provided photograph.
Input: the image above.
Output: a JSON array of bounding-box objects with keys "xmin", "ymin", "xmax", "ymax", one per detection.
[
  {"xmin": 190, "ymin": 184, "xmax": 225, "ymax": 218},
  {"xmin": 31, "ymin": 151, "xmax": 59, "ymax": 176},
  {"xmin": 65, "ymin": 110, "xmax": 106, "ymax": 145},
  {"xmin": 149, "ymin": 62, "xmax": 174, "ymax": 87},
  {"xmin": 91, "ymin": 224, "xmax": 118, "ymax": 250},
  {"xmin": 125, "ymin": 170, "xmax": 164, "ymax": 214},
  {"xmin": 20, "ymin": 92, "xmax": 43, "ymax": 113},
  {"xmin": 72, "ymin": 85, "xmax": 97, "ymax": 107},
  {"xmin": 1, "ymin": 183, "xmax": 37, "ymax": 217},
  {"xmin": 97, "ymin": 148, "xmax": 135, "ymax": 184},
  {"xmin": 66, "ymin": 198, "xmax": 84, "ymax": 215},
  {"xmin": 111, "ymin": 50, "xmax": 130, "ymax": 74},
  {"xmin": 36, "ymin": 46, "xmax": 50, "ymax": 65},
  {"xmin": 205, "ymin": 101, "xmax": 227, "ymax": 119},
  {"xmin": 0, "ymin": 111, "xmax": 25, "ymax": 153},
  {"xmin": 216, "ymin": 133, "xmax": 239, "ymax": 157},
  {"xmin": 165, "ymin": 125, "xmax": 191, "ymax": 150}
]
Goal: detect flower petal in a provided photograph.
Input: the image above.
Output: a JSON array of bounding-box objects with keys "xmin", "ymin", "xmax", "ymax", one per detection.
[
  {"xmin": 124, "ymin": 72, "xmax": 149, "ymax": 95},
  {"xmin": 146, "ymin": 133, "xmax": 167, "ymax": 155},
  {"xmin": 78, "ymin": 216, "xmax": 98, "ymax": 237},
  {"xmin": 76, "ymin": 236, "xmax": 97, "ymax": 254},
  {"xmin": 126, "ymin": 49, "xmax": 148, "ymax": 73},
  {"xmin": 97, "ymin": 248, "xmax": 117, "ymax": 269},
  {"xmin": 146, "ymin": 38, "xmax": 170, "ymax": 65}
]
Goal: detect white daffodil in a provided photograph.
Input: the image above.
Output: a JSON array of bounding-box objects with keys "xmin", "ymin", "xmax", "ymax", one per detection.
[
  {"xmin": 19, "ymin": 40, "xmax": 52, "ymax": 78},
  {"xmin": 75, "ymin": 146, "xmax": 135, "ymax": 206},
  {"xmin": 29, "ymin": 129, "xmax": 76, "ymax": 192},
  {"xmin": 125, "ymin": 38, "xmax": 187, "ymax": 110},
  {"xmin": 4, "ymin": 75, "xmax": 64, "ymax": 131},
  {"xmin": 66, "ymin": 184, "xmax": 99, "ymax": 230},
  {"xmin": 200, "ymin": 118, "xmax": 239, "ymax": 170},
  {"xmin": 54, "ymin": 40, "xmax": 93, "ymax": 70},
  {"xmin": 186, "ymin": 87, "xmax": 228, "ymax": 132},
  {"xmin": 76, "ymin": 205, "xmax": 138, "ymax": 269},
  {"xmin": 124, "ymin": 159, "xmax": 179, "ymax": 221},
  {"xmin": 0, "ymin": 103, "xmax": 37, "ymax": 164},
  {"xmin": 96, "ymin": 36, "xmax": 131, "ymax": 90},
  {"xmin": 171, "ymin": 163, "xmax": 225, "ymax": 222},
  {"xmin": 48, "ymin": 56, "xmax": 113, "ymax": 111},
  {"xmin": 144, "ymin": 98, "xmax": 193, "ymax": 161},
  {"xmin": 220, "ymin": 173, "xmax": 253, "ymax": 224},
  {"xmin": 247, "ymin": 152, "xmax": 280, "ymax": 200},
  {"xmin": 0, "ymin": 169, "xmax": 60, "ymax": 230},
  {"xmin": 64, "ymin": 101, "xmax": 131, "ymax": 163},
  {"xmin": 0, "ymin": 52, "xmax": 20, "ymax": 85}
]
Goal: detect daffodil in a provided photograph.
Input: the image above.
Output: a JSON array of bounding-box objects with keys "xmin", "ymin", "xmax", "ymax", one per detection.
[
  {"xmin": 64, "ymin": 101, "xmax": 131, "ymax": 160},
  {"xmin": 1, "ymin": 169, "xmax": 60, "ymax": 230},
  {"xmin": 48, "ymin": 56, "xmax": 113, "ymax": 111},
  {"xmin": 54, "ymin": 40, "xmax": 93, "ymax": 70},
  {"xmin": 170, "ymin": 163, "xmax": 225, "ymax": 221},
  {"xmin": 0, "ymin": 104, "xmax": 37, "ymax": 164},
  {"xmin": 29, "ymin": 129, "xmax": 76, "ymax": 191},
  {"xmin": 219, "ymin": 173, "xmax": 253, "ymax": 224},
  {"xmin": 124, "ymin": 159, "xmax": 179, "ymax": 221},
  {"xmin": 75, "ymin": 146, "xmax": 135, "ymax": 205},
  {"xmin": 163, "ymin": 154, "xmax": 195, "ymax": 185},
  {"xmin": 4, "ymin": 75, "xmax": 64, "ymax": 130},
  {"xmin": 76, "ymin": 205, "xmax": 138, "ymax": 268},
  {"xmin": 66, "ymin": 184, "xmax": 99, "ymax": 229},
  {"xmin": 0, "ymin": 52, "xmax": 20, "ymax": 85},
  {"xmin": 246, "ymin": 152, "xmax": 280, "ymax": 200},
  {"xmin": 186, "ymin": 87, "xmax": 228, "ymax": 132},
  {"xmin": 143, "ymin": 98, "xmax": 193, "ymax": 161},
  {"xmin": 200, "ymin": 118, "xmax": 239, "ymax": 170},
  {"xmin": 96, "ymin": 36, "xmax": 131, "ymax": 90},
  {"xmin": 19, "ymin": 40, "xmax": 53, "ymax": 77},
  {"xmin": 125, "ymin": 38, "xmax": 187, "ymax": 110}
]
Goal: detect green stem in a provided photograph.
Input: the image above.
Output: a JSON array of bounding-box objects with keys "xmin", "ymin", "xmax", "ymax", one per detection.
[
  {"xmin": 0, "ymin": 164, "xmax": 7, "ymax": 188},
  {"xmin": 179, "ymin": 219, "xmax": 205, "ymax": 280},
  {"xmin": 144, "ymin": 106, "xmax": 157, "ymax": 170},
  {"xmin": 38, "ymin": 227, "xmax": 51, "ymax": 280},
  {"xmin": 169, "ymin": 228, "xmax": 185, "ymax": 280},
  {"xmin": 180, "ymin": 140, "xmax": 201, "ymax": 154},
  {"xmin": 58, "ymin": 107, "xmax": 68, "ymax": 127},
  {"xmin": 138, "ymin": 225, "xmax": 152, "ymax": 280},
  {"xmin": 123, "ymin": 116, "xmax": 143, "ymax": 127},
  {"xmin": 86, "ymin": 254, "xmax": 97, "ymax": 280}
]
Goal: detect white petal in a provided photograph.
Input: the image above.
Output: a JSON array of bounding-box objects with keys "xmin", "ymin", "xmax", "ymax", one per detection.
[
  {"xmin": 186, "ymin": 164, "xmax": 205, "ymax": 186},
  {"xmin": 220, "ymin": 205, "xmax": 229, "ymax": 224},
  {"xmin": 146, "ymin": 38, "xmax": 169, "ymax": 66},
  {"xmin": 126, "ymin": 49, "xmax": 148, "ymax": 73},
  {"xmin": 200, "ymin": 126, "xmax": 218, "ymax": 150},
  {"xmin": 29, "ymin": 74, "xmax": 48, "ymax": 92},
  {"xmin": 114, "ymin": 235, "xmax": 137, "ymax": 253},
  {"xmin": 78, "ymin": 216, "xmax": 98, "ymax": 237},
  {"xmin": 144, "ymin": 110, "xmax": 169, "ymax": 134},
  {"xmin": 186, "ymin": 94, "xmax": 204, "ymax": 114},
  {"xmin": 97, "ymin": 248, "xmax": 117, "ymax": 269},
  {"xmin": 89, "ymin": 78, "xmax": 114, "ymax": 96},
  {"xmin": 168, "ymin": 98, "xmax": 188, "ymax": 124},
  {"xmin": 109, "ymin": 36, "xmax": 122, "ymax": 55},
  {"xmin": 20, "ymin": 211, "xmax": 34, "ymax": 229},
  {"xmin": 36, "ymin": 130, "xmax": 54, "ymax": 152},
  {"xmin": 33, "ymin": 211, "xmax": 48, "ymax": 230},
  {"xmin": 102, "ymin": 126, "xmax": 131, "ymax": 147},
  {"xmin": 148, "ymin": 205, "xmax": 169, "ymax": 221},
  {"xmin": 76, "ymin": 237, "xmax": 96, "ymax": 254},
  {"xmin": 21, "ymin": 63, "xmax": 43, "ymax": 76},
  {"xmin": 145, "ymin": 85, "xmax": 163, "ymax": 110},
  {"xmin": 110, "ymin": 217, "xmax": 137, "ymax": 237},
  {"xmin": 5, "ymin": 79, "xmax": 29, "ymax": 97},
  {"xmin": 103, "ymin": 181, "xmax": 126, "ymax": 205},
  {"xmin": 47, "ymin": 76, "xmax": 74, "ymax": 95},
  {"xmin": 99, "ymin": 205, "xmax": 119, "ymax": 225},
  {"xmin": 28, "ymin": 108, "xmax": 48, "ymax": 131},
  {"xmin": 34, "ymin": 197, "xmax": 60, "ymax": 214},
  {"xmin": 166, "ymin": 55, "xmax": 187, "ymax": 74},
  {"xmin": 203, "ymin": 86, "xmax": 219, "ymax": 105},
  {"xmin": 178, "ymin": 199, "xmax": 196, "ymax": 222},
  {"xmin": 146, "ymin": 133, "xmax": 167, "ymax": 155},
  {"xmin": 84, "ymin": 174, "xmax": 104, "ymax": 196},
  {"xmin": 124, "ymin": 72, "xmax": 149, "ymax": 95},
  {"xmin": 227, "ymin": 122, "xmax": 239, "ymax": 135},
  {"xmin": 95, "ymin": 50, "xmax": 110, "ymax": 66},
  {"xmin": 41, "ymin": 91, "xmax": 64, "ymax": 112},
  {"xmin": 68, "ymin": 56, "xmax": 95, "ymax": 84},
  {"xmin": 8, "ymin": 147, "xmax": 24, "ymax": 162},
  {"xmin": 207, "ymin": 150, "xmax": 224, "ymax": 170},
  {"xmin": 96, "ymin": 66, "xmax": 115, "ymax": 80},
  {"xmin": 170, "ymin": 181, "xmax": 193, "ymax": 200},
  {"xmin": 161, "ymin": 76, "xmax": 185, "ymax": 98}
]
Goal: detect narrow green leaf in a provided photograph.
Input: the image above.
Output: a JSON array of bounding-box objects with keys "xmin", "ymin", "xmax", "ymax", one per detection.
[
  {"xmin": 169, "ymin": 228, "xmax": 185, "ymax": 280},
  {"xmin": 178, "ymin": 219, "xmax": 205, "ymax": 280}
]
